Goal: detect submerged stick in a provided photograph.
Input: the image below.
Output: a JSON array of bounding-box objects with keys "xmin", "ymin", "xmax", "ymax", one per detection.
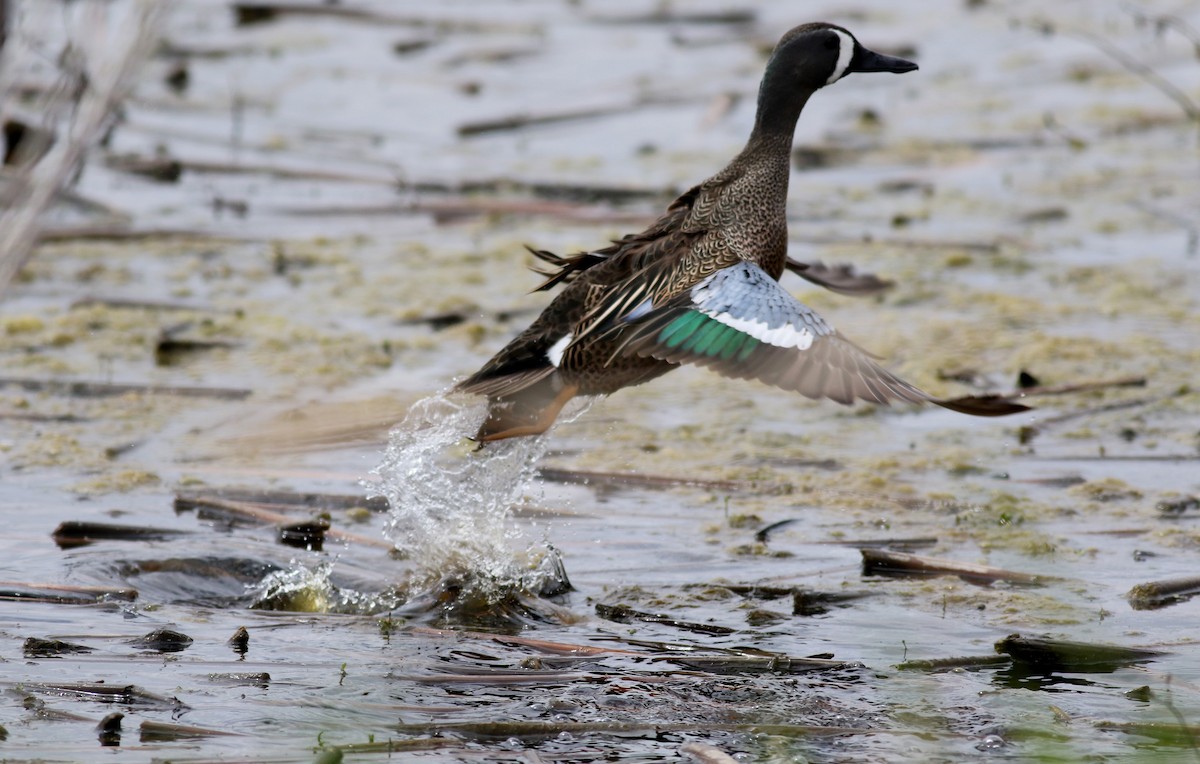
[
  {"xmin": 231, "ymin": 2, "xmax": 539, "ymax": 32},
  {"xmin": 51, "ymin": 520, "xmax": 192, "ymax": 548},
  {"xmin": 394, "ymin": 719, "xmax": 942, "ymax": 740},
  {"xmin": 861, "ymin": 549, "xmax": 1047, "ymax": 586},
  {"xmin": 0, "ymin": 581, "xmax": 137, "ymax": 604},
  {"xmin": 458, "ymin": 95, "xmax": 699, "ymax": 137},
  {"xmin": 329, "ymin": 738, "xmax": 463, "ymax": 755},
  {"xmin": 0, "ymin": 376, "xmax": 252, "ymax": 400},
  {"xmin": 176, "ymin": 487, "xmax": 389, "ymax": 513},
  {"xmin": 175, "ymin": 495, "xmax": 391, "ymax": 549},
  {"xmin": 656, "ymin": 654, "xmax": 853, "ymax": 674},
  {"xmin": 1127, "ymin": 576, "xmax": 1200, "ymax": 610},
  {"xmin": 595, "ymin": 603, "xmax": 736, "ymax": 636},
  {"xmin": 36, "ymin": 225, "xmax": 252, "ymax": 243},
  {"xmin": 1092, "ymin": 720, "xmax": 1200, "ymax": 747},
  {"xmin": 409, "ymin": 625, "xmax": 641, "ymax": 656},
  {"xmin": 537, "ymin": 466, "xmax": 775, "ymax": 493},
  {"xmin": 894, "ymin": 654, "xmax": 1012, "ymax": 671},
  {"xmin": 718, "ymin": 584, "xmax": 871, "ymax": 614},
  {"xmin": 822, "ymin": 536, "xmax": 939, "ymax": 549},
  {"xmin": 995, "ymin": 633, "xmax": 1164, "ymax": 671},
  {"xmin": 72, "ymin": 295, "xmax": 222, "ymax": 312},
  {"xmin": 393, "ymin": 671, "xmax": 583, "ymax": 685},
  {"xmin": 1019, "ymin": 397, "xmax": 1156, "ymax": 443},
  {"xmin": 106, "ymin": 152, "xmax": 395, "ymax": 185},
  {"xmin": 139, "ymin": 720, "xmax": 240, "ymax": 741},
  {"xmin": 401, "ymin": 176, "xmax": 668, "ymax": 204},
  {"xmin": 0, "ymin": 411, "xmax": 85, "ymax": 423},
  {"xmin": 26, "ymin": 682, "xmax": 182, "ymax": 710},
  {"xmin": 1008, "ymin": 375, "xmax": 1146, "ymax": 398}
]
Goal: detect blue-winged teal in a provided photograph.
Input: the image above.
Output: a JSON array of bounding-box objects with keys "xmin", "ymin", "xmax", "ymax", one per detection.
[{"xmin": 457, "ymin": 23, "xmax": 1027, "ymax": 441}]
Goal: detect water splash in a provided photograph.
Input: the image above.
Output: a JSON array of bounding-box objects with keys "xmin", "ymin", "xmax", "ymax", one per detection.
[
  {"xmin": 368, "ymin": 392, "xmax": 586, "ymax": 609},
  {"xmin": 247, "ymin": 560, "xmax": 402, "ymax": 614}
]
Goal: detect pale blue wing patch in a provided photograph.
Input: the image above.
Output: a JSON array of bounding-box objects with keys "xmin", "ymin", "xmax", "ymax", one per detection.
[
  {"xmin": 614, "ymin": 261, "xmax": 931, "ymax": 407},
  {"xmin": 689, "ymin": 262, "xmax": 833, "ymax": 350}
]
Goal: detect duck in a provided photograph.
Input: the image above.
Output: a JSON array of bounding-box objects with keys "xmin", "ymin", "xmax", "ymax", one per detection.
[{"xmin": 456, "ymin": 22, "xmax": 1028, "ymax": 441}]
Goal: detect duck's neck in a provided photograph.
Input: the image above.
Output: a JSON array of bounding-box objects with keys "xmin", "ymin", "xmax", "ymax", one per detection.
[
  {"xmin": 725, "ymin": 76, "xmax": 816, "ymax": 183},
  {"xmin": 749, "ymin": 71, "xmax": 816, "ymax": 145}
]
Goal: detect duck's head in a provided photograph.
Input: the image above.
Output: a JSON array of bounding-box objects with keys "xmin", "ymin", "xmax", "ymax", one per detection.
[
  {"xmin": 768, "ymin": 23, "xmax": 918, "ymax": 92},
  {"xmin": 750, "ymin": 23, "xmax": 917, "ymax": 138}
]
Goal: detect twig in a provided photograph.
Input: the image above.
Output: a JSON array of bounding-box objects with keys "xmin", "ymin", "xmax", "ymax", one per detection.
[
  {"xmin": 1008, "ymin": 375, "xmax": 1146, "ymax": 398},
  {"xmin": 658, "ymin": 654, "xmax": 852, "ymax": 674},
  {"xmin": 1123, "ymin": 6, "xmax": 1200, "ymax": 59},
  {"xmin": 895, "ymin": 654, "xmax": 1012, "ymax": 671},
  {"xmin": 537, "ymin": 466, "xmax": 778, "ymax": 493},
  {"xmin": 589, "ymin": 9, "xmax": 756, "ymax": 25},
  {"xmin": 72, "ymin": 295, "xmax": 223, "ymax": 312},
  {"xmin": 1011, "ymin": 475, "xmax": 1086, "ymax": 488},
  {"xmin": 394, "ymin": 176, "xmax": 669, "ymax": 205},
  {"xmin": 1032, "ymin": 454, "xmax": 1200, "ymax": 462},
  {"xmin": 175, "ymin": 488, "xmax": 388, "ymax": 513},
  {"xmin": 595, "ymin": 603, "xmax": 736, "ymax": 636},
  {"xmin": 0, "ymin": 581, "xmax": 137, "ymax": 603},
  {"xmin": 0, "ymin": 376, "xmax": 252, "ymax": 400},
  {"xmin": 230, "ymin": 3, "xmax": 540, "ymax": 33},
  {"xmin": 1129, "ymin": 201, "xmax": 1199, "ymax": 256},
  {"xmin": 1040, "ymin": 20, "xmax": 1200, "ymax": 121},
  {"xmin": 821, "ymin": 536, "xmax": 939, "ymax": 549},
  {"xmin": 0, "ymin": 0, "xmax": 166, "ymax": 296},
  {"xmin": 1092, "ymin": 721, "xmax": 1200, "ymax": 748},
  {"xmin": 995, "ymin": 633, "xmax": 1164, "ymax": 671},
  {"xmin": 0, "ymin": 411, "xmax": 86, "ymax": 423},
  {"xmin": 391, "ymin": 671, "xmax": 583, "ymax": 685},
  {"xmin": 36, "ymin": 224, "xmax": 253, "ymax": 243},
  {"xmin": 408, "ymin": 625, "xmax": 640, "ymax": 656},
  {"xmin": 271, "ymin": 199, "xmax": 653, "ymax": 227},
  {"xmin": 51, "ymin": 520, "xmax": 193, "ymax": 548},
  {"xmin": 1018, "ymin": 396, "xmax": 1156, "ymax": 443},
  {"xmin": 329, "ymin": 738, "xmax": 464, "ymax": 755},
  {"xmin": 105, "ymin": 152, "xmax": 396, "ymax": 185},
  {"xmin": 861, "ymin": 549, "xmax": 1048, "ymax": 586},
  {"xmin": 716, "ymin": 584, "xmax": 871, "ymax": 614},
  {"xmin": 393, "ymin": 719, "xmax": 944, "ymax": 740},
  {"xmin": 139, "ymin": 720, "xmax": 241, "ymax": 740},
  {"xmin": 175, "ymin": 495, "xmax": 392, "ymax": 549},
  {"xmin": 26, "ymin": 682, "xmax": 180, "ymax": 709},
  {"xmin": 1128, "ymin": 576, "xmax": 1200, "ymax": 611},
  {"xmin": 458, "ymin": 93, "xmax": 703, "ymax": 137}
]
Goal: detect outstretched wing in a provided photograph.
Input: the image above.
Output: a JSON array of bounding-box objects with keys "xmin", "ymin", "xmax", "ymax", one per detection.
[{"xmin": 613, "ymin": 261, "xmax": 936, "ymax": 407}]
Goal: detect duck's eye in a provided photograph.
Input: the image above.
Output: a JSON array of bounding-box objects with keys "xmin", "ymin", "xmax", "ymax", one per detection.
[{"xmin": 823, "ymin": 34, "xmax": 840, "ymax": 50}]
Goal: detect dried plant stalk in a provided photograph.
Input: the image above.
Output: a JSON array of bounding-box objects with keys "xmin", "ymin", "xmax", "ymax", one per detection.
[{"xmin": 0, "ymin": 0, "xmax": 164, "ymax": 296}]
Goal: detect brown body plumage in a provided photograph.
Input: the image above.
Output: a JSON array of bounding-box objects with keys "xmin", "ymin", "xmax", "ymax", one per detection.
[{"xmin": 456, "ymin": 23, "xmax": 1027, "ymax": 441}]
